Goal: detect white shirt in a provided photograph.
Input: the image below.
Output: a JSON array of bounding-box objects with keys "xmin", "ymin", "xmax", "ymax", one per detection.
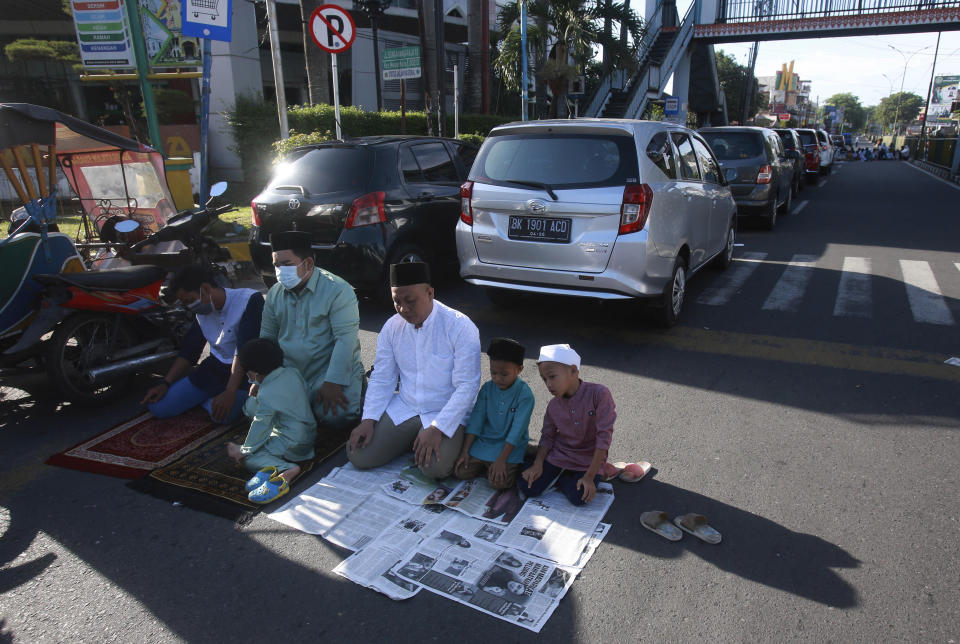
[
  {"xmin": 362, "ymin": 300, "xmax": 481, "ymax": 437},
  {"xmin": 195, "ymin": 288, "xmax": 260, "ymax": 364}
]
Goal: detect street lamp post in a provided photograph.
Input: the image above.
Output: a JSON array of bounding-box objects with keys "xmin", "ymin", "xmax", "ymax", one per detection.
[
  {"xmin": 887, "ymin": 44, "xmax": 931, "ymax": 141},
  {"xmin": 881, "ymin": 72, "xmax": 895, "ymax": 134}
]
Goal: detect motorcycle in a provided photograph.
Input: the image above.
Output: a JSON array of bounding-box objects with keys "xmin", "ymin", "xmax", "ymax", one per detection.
[{"xmin": 0, "ymin": 103, "xmax": 232, "ymax": 403}]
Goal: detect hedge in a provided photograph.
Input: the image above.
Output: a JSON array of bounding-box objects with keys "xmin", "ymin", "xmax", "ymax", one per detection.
[{"xmin": 224, "ymin": 95, "xmax": 514, "ymax": 191}]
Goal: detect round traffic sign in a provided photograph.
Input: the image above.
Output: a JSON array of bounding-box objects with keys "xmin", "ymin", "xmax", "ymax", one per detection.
[{"xmin": 309, "ymin": 4, "xmax": 356, "ymax": 54}]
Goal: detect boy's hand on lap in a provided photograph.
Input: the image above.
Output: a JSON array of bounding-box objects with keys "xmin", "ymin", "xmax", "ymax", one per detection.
[
  {"xmin": 455, "ymin": 450, "xmax": 470, "ymax": 473},
  {"xmin": 489, "ymin": 460, "xmax": 507, "ymax": 485},
  {"xmin": 577, "ymin": 476, "xmax": 596, "ymax": 504},
  {"xmin": 522, "ymin": 462, "xmax": 542, "ymax": 485}
]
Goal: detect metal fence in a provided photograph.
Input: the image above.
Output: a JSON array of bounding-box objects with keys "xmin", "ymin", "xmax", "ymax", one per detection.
[{"xmin": 717, "ymin": 0, "xmax": 960, "ymax": 23}]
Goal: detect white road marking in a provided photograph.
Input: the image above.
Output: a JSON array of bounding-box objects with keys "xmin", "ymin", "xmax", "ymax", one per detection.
[
  {"xmin": 955, "ymin": 262, "xmax": 960, "ymax": 273},
  {"xmin": 818, "ymin": 179, "xmax": 828, "ymax": 188},
  {"xmin": 899, "ymin": 260, "xmax": 955, "ymax": 326},
  {"xmin": 833, "ymin": 257, "xmax": 872, "ymax": 318},
  {"xmin": 791, "ymin": 200, "xmax": 808, "ymax": 215},
  {"xmin": 945, "ymin": 357, "xmax": 960, "ymax": 367},
  {"xmin": 762, "ymin": 254, "xmax": 818, "ymax": 312},
  {"xmin": 696, "ymin": 251, "xmax": 768, "ymax": 306}
]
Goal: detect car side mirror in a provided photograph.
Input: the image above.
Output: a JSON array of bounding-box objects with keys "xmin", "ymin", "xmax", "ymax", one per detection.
[{"xmin": 724, "ymin": 168, "xmax": 738, "ymax": 182}]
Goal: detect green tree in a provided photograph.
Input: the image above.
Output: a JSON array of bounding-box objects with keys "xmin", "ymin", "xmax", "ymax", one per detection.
[
  {"xmin": 494, "ymin": 0, "xmax": 644, "ymax": 118},
  {"xmin": 4, "ymin": 39, "xmax": 78, "ymax": 63},
  {"xmin": 876, "ymin": 91, "xmax": 924, "ymax": 133},
  {"xmin": 715, "ymin": 49, "xmax": 762, "ymax": 123},
  {"xmin": 825, "ymin": 92, "xmax": 866, "ymax": 131}
]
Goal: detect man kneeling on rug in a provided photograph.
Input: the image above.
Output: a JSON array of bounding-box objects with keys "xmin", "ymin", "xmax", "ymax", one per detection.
[
  {"xmin": 141, "ymin": 265, "xmax": 264, "ymax": 423},
  {"xmin": 347, "ymin": 261, "xmax": 481, "ymax": 479},
  {"xmin": 228, "ymin": 338, "xmax": 317, "ymax": 504}
]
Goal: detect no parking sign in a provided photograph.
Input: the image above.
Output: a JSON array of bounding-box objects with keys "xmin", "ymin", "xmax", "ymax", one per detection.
[{"xmin": 309, "ymin": 4, "xmax": 356, "ymax": 54}]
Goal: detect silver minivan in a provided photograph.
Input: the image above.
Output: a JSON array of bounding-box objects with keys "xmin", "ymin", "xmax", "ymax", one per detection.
[{"xmin": 456, "ymin": 119, "xmax": 738, "ymax": 326}]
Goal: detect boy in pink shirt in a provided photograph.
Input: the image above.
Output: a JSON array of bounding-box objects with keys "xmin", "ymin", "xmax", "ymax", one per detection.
[{"xmin": 519, "ymin": 344, "xmax": 615, "ymax": 506}]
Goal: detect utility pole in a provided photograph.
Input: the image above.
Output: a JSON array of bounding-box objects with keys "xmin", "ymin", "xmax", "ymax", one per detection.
[
  {"xmin": 741, "ymin": 42, "xmax": 758, "ymax": 125},
  {"xmin": 434, "ymin": 0, "xmax": 446, "ymax": 136},
  {"xmin": 919, "ymin": 32, "xmax": 942, "ymax": 161},
  {"xmin": 123, "ymin": 0, "xmax": 162, "ymax": 151},
  {"xmin": 265, "ymin": 0, "xmax": 289, "ymax": 139},
  {"xmin": 356, "ymin": 0, "xmax": 393, "ymax": 112}
]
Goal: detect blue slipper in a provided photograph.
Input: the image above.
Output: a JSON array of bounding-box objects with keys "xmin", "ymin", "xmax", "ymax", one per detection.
[
  {"xmin": 245, "ymin": 466, "xmax": 279, "ymax": 493},
  {"xmin": 248, "ymin": 476, "xmax": 289, "ymax": 504}
]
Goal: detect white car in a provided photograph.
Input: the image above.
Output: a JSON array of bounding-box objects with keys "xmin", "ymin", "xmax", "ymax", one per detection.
[
  {"xmin": 816, "ymin": 129, "xmax": 834, "ymax": 172},
  {"xmin": 456, "ymin": 119, "xmax": 738, "ymax": 326}
]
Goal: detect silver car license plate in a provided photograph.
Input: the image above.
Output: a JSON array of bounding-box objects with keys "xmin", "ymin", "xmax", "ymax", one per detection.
[{"xmin": 507, "ymin": 216, "xmax": 571, "ymax": 243}]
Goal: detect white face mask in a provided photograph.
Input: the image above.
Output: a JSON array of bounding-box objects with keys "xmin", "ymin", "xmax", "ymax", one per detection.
[{"xmin": 275, "ymin": 260, "xmax": 306, "ymax": 289}]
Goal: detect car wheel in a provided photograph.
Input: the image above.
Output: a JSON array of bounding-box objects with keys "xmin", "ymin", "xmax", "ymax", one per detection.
[
  {"xmin": 715, "ymin": 225, "xmax": 735, "ymax": 270},
  {"xmin": 779, "ymin": 188, "xmax": 792, "ymax": 215},
  {"xmin": 657, "ymin": 257, "xmax": 687, "ymax": 328},
  {"xmin": 762, "ymin": 197, "xmax": 777, "ymax": 230}
]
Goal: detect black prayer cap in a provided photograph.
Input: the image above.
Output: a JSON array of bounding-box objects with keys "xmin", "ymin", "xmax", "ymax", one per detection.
[
  {"xmin": 238, "ymin": 338, "xmax": 284, "ymax": 375},
  {"xmin": 487, "ymin": 337, "xmax": 525, "ymax": 366},
  {"xmin": 390, "ymin": 261, "xmax": 431, "ymax": 287},
  {"xmin": 270, "ymin": 231, "xmax": 311, "ymax": 253}
]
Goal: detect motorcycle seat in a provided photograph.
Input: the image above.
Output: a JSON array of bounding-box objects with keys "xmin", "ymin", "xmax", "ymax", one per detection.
[{"xmin": 35, "ymin": 265, "xmax": 167, "ymax": 291}]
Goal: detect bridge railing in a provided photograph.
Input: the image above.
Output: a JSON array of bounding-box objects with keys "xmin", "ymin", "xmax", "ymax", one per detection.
[{"xmin": 716, "ymin": 0, "xmax": 959, "ymax": 23}]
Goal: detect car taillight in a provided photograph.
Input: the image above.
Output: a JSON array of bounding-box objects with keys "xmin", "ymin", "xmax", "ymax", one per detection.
[
  {"xmin": 619, "ymin": 183, "xmax": 653, "ymax": 235},
  {"xmin": 251, "ymin": 200, "xmax": 261, "ymax": 227},
  {"xmin": 460, "ymin": 181, "xmax": 473, "ymax": 225},
  {"xmin": 756, "ymin": 165, "xmax": 772, "ymax": 184},
  {"xmin": 345, "ymin": 191, "xmax": 386, "ymax": 228},
  {"xmin": 821, "ymin": 145, "xmax": 828, "ymax": 151}
]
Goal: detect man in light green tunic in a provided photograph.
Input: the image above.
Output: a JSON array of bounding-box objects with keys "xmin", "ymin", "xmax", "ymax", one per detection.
[{"xmin": 260, "ymin": 232, "xmax": 365, "ymax": 429}]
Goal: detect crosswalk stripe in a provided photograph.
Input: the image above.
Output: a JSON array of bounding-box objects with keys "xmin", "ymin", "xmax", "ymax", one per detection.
[
  {"xmin": 833, "ymin": 257, "xmax": 872, "ymax": 318},
  {"xmin": 696, "ymin": 251, "xmax": 768, "ymax": 305},
  {"xmin": 791, "ymin": 200, "xmax": 808, "ymax": 215},
  {"xmin": 955, "ymin": 262, "xmax": 960, "ymax": 273},
  {"xmin": 899, "ymin": 260, "xmax": 955, "ymax": 326},
  {"xmin": 762, "ymin": 254, "xmax": 818, "ymax": 312}
]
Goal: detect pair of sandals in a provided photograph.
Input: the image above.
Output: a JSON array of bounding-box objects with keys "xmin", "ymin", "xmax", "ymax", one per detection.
[
  {"xmin": 602, "ymin": 461, "xmax": 652, "ymax": 483},
  {"xmin": 245, "ymin": 466, "xmax": 290, "ymax": 504},
  {"xmin": 640, "ymin": 511, "xmax": 722, "ymax": 544}
]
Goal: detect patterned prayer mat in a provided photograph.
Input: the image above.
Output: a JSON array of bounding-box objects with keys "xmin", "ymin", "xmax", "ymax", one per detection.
[
  {"xmin": 46, "ymin": 409, "xmax": 227, "ymax": 479},
  {"xmin": 128, "ymin": 422, "xmax": 352, "ymax": 520}
]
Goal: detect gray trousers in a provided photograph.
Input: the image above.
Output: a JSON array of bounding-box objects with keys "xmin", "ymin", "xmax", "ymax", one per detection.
[{"xmin": 347, "ymin": 412, "xmax": 464, "ymax": 479}]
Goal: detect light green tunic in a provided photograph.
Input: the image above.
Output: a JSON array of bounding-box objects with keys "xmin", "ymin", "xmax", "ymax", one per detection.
[
  {"xmin": 260, "ymin": 268, "xmax": 364, "ymax": 427},
  {"xmin": 241, "ymin": 366, "xmax": 317, "ymax": 471}
]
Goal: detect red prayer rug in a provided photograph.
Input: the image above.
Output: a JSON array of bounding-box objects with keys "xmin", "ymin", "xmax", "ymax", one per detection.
[{"xmin": 47, "ymin": 409, "xmax": 227, "ymax": 479}]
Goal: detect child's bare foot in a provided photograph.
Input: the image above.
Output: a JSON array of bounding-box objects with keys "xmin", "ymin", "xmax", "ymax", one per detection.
[
  {"xmin": 226, "ymin": 442, "xmax": 243, "ymax": 464},
  {"xmin": 279, "ymin": 465, "xmax": 301, "ymax": 483}
]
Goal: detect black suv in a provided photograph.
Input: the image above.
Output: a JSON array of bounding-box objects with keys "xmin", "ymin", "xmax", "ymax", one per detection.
[
  {"xmin": 772, "ymin": 128, "xmax": 805, "ymax": 197},
  {"xmin": 249, "ymin": 136, "xmax": 478, "ymax": 295}
]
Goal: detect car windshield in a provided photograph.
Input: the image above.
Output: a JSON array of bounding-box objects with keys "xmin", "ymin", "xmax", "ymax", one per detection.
[
  {"xmin": 797, "ymin": 131, "xmax": 818, "ymax": 147},
  {"xmin": 776, "ymin": 132, "xmax": 797, "ymax": 149},
  {"xmin": 268, "ymin": 146, "xmax": 372, "ymax": 194},
  {"xmin": 700, "ymin": 132, "xmax": 763, "ymax": 160},
  {"xmin": 470, "ymin": 133, "xmax": 639, "ymax": 189}
]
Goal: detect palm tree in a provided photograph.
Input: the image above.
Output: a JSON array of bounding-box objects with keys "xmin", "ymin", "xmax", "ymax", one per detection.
[
  {"xmin": 301, "ymin": 0, "xmax": 331, "ymax": 105},
  {"xmin": 494, "ymin": 0, "xmax": 644, "ymax": 118}
]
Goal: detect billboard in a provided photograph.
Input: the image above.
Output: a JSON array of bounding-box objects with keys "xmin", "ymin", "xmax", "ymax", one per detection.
[
  {"xmin": 71, "ymin": 0, "xmax": 137, "ymax": 69},
  {"xmin": 929, "ymin": 74, "xmax": 959, "ymax": 121},
  {"xmin": 139, "ymin": 0, "xmax": 202, "ymax": 67}
]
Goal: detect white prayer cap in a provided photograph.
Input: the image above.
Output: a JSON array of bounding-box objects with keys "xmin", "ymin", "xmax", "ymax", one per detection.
[{"xmin": 537, "ymin": 344, "xmax": 581, "ymax": 368}]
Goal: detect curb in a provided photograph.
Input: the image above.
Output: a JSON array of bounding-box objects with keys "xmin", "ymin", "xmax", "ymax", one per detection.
[{"xmin": 911, "ymin": 160, "xmax": 960, "ymax": 186}]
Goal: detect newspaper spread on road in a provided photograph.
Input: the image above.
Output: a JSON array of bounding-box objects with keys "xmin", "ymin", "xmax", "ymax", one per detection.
[
  {"xmin": 494, "ymin": 483, "xmax": 615, "ymax": 566},
  {"xmin": 442, "ymin": 478, "xmax": 524, "ymax": 525},
  {"xmin": 380, "ymin": 463, "xmax": 459, "ymax": 505},
  {"xmin": 392, "ymin": 521, "xmax": 583, "ymax": 632}
]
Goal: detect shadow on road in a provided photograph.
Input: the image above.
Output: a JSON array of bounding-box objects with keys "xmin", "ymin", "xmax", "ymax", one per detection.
[{"xmin": 605, "ymin": 478, "xmax": 859, "ymax": 608}]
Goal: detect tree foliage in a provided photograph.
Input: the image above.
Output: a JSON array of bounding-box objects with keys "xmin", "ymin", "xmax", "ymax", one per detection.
[
  {"xmin": 4, "ymin": 39, "xmax": 79, "ymax": 64},
  {"xmin": 715, "ymin": 49, "xmax": 762, "ymax": 123},
  {"xmin": 875, "ymin": 91, "xmax": 925, "ymax": 129},
  {"xmin": 824, "ymin": 92, "xmax": 866, "ymax": 131}
]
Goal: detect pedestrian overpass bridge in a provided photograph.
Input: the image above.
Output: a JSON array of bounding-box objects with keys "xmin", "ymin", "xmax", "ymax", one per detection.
[{"xmin": 584, "ymin": 0, "xmax": 960, "ymax": 123}]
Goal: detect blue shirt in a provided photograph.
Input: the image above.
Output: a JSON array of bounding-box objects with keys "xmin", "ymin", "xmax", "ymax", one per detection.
[{"xmin": 465, "ymin": 378, "xmax": 534, "ymax": 464}]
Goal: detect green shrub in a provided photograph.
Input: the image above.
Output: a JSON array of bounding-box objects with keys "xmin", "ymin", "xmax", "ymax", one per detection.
[
  {"xmin": 225, "ymin": 96, "xmax": 511, "ymax": 190},
  {"xmin": 457, "ymin": 133, "xmax": 485, "ymax": 147}
]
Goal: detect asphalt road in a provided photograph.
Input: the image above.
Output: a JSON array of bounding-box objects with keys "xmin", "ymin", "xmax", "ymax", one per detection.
[{"xmin": 1, "ymin": 159, "xmax": 958, "ymax": 643}]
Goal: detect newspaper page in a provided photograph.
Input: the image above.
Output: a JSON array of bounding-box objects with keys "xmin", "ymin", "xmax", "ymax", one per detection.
[
  {"xmin": 496, "ymin": 483, "xmax": 614, "ymax": 566},
  {"xmin": 324, "ymin": 492, "xmax": 413, "ymax": 551},
  {"xmin": 380, "ymin": 463, "xmax": 460, "ymax": 505},
  {"xmin": 268, "ymin": 482, "xmax": 368, "ymax": 536},
  {"xmin": 332, "ymin": 505, "xmax": 455, "ymax": 600},
  {"xmin": 394, "ymin": 525, "xmax": 579, "ymax": 632},
  {"xmin": 442, "ymin": 479, "xmax": 524, "ymax": 525}
]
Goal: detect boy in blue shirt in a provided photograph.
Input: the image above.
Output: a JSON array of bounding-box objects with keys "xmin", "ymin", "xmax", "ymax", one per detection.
[{"xmin": 454, "ymin": 338, "xmax": 534, "ymax": 489}]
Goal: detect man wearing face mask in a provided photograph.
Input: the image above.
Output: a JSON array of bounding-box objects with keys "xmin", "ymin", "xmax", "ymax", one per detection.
[
  {"xmin": 260, "ymin": 231, "xmax": 365, "ymax": 429},
  {"xmin": 141, "ymin": 265, "xmax": 264, "ymax": 423}
]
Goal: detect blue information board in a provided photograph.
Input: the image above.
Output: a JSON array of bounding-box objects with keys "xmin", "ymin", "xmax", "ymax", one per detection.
[{"xmin": 181, "ymin": 0, "xmax": 232, "ymax": 42}]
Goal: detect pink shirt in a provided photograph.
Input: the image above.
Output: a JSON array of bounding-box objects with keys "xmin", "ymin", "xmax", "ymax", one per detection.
[{"xmin": 539, "ymin": 381, "xmax": 616, "ymax": 471}]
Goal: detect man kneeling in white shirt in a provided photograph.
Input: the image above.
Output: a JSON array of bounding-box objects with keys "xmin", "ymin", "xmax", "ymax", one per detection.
[{"xmin": 348, "ymin": 262, "xmax": 481, "ymax": 478}]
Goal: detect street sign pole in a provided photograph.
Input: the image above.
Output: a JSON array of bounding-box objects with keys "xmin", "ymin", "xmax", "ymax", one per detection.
[
  {"xmin": 332, "ymin": 52, "xmax": 342, "ymax": 140},
  {"xmin": 401, "ymin": 79, "xmax": 406, "ymax": 134},
  {"xmin": 200, "ymin": 37, "xmax": 212, "ymax": 200},
  {"xmin": 454, "ymin": 64, "xmax": 459, "ymax": 138},
  {"xmin": 123, "ymin": 0, "xmax": 163, "ymax": 151},
  {"xmin": 266, "ymin": 0, "xmax": 289, "ymax": 139}
]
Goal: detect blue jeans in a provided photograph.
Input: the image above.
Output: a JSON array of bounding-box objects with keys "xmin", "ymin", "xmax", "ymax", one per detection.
[
  {"xmin": 518, "ymin": 459, "xmax": 603, "ymax": 507},
  {"xmin": 147, "ymin": 376, "xmax": 247, "ymax": 424}
]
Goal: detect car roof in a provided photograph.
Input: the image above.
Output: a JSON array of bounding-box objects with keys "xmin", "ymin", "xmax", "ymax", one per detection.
[
  {"xmin": 488, "ymin": 118, "xmax": 693, "ymax": 137},
  {"xmin": 289, "ymin": 135, "xmax": 459, "ymax": 154}
]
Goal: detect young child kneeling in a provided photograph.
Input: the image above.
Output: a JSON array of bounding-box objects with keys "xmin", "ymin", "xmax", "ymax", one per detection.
[
  {"xmin": 454, "ymin": 338, "xmax": 534, "ymax": 489},
  {"xmin": 520, "ymin": 344, "xmax": 615, "ymax": 506},
  {"xmin": 227, "ymin": 338, "xmax": 317, "ymax": 504}
]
